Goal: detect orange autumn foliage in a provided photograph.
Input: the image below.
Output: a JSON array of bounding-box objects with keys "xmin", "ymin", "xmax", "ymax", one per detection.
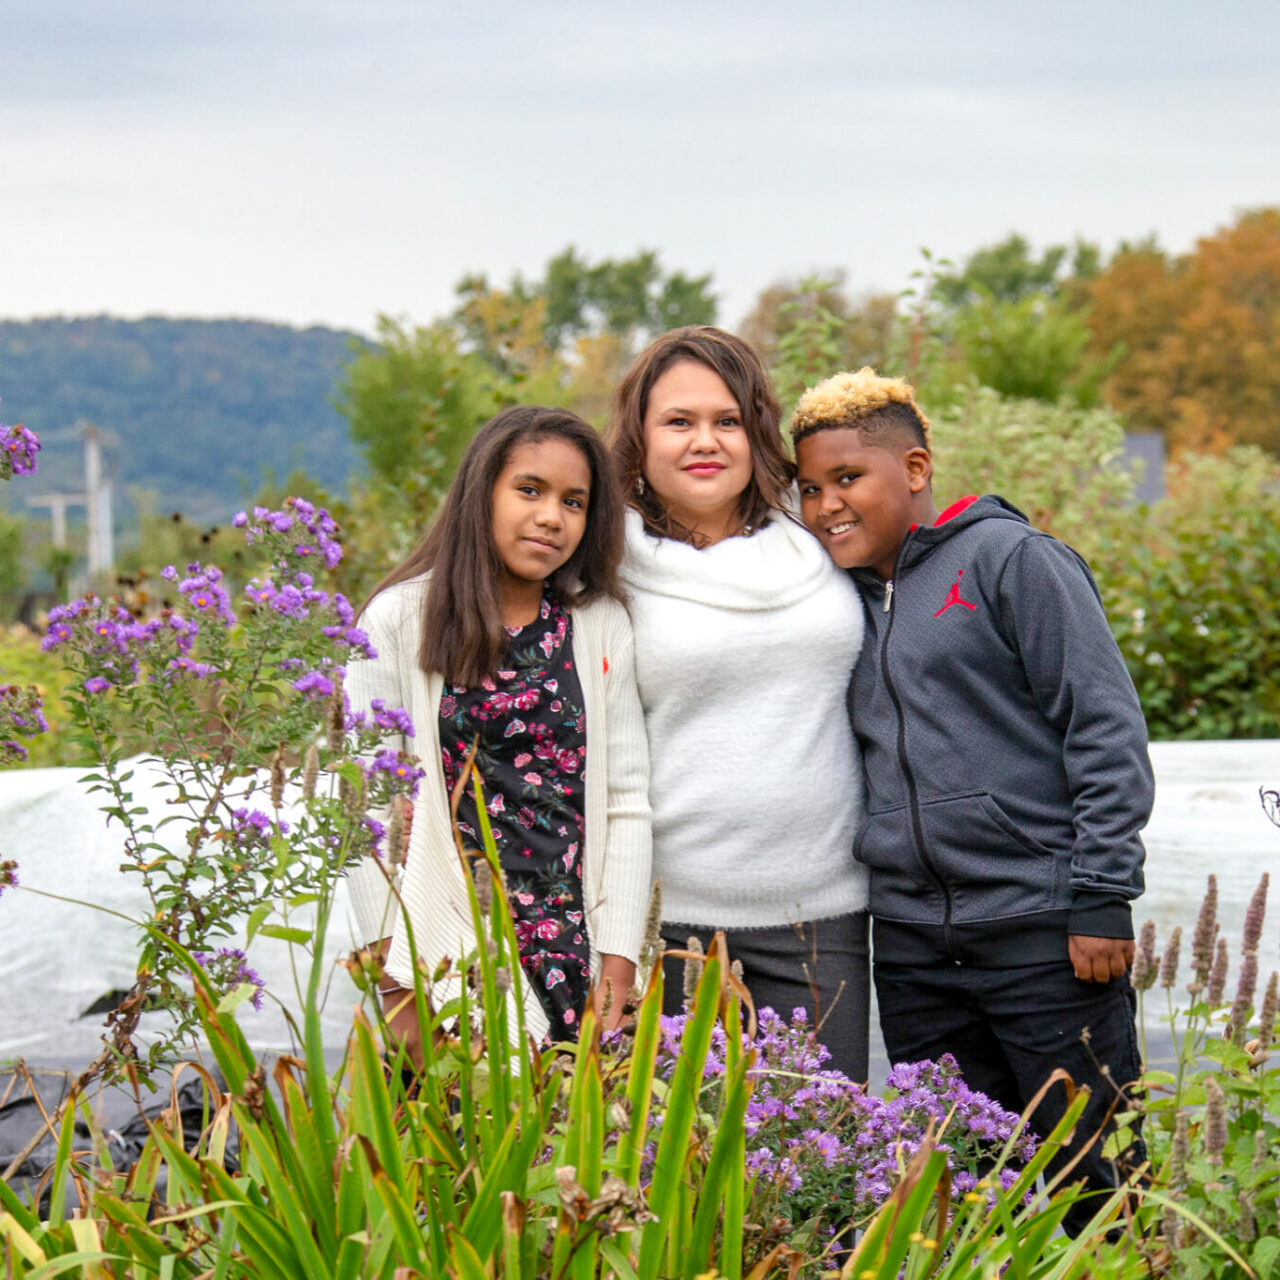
[{"xmin": 1088, "ymin": 208, "xmax": 1280, "ymax": 454}]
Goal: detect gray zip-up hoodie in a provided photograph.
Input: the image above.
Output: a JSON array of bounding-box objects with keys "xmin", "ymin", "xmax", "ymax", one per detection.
[{"xmin": 848, "ymin": 495, "xmax": 1153, "ymax": 967}]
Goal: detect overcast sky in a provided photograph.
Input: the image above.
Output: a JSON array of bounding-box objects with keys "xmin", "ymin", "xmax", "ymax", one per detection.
[{"xmin": 3, "ymin": 0, "xmax": 1278, "ymax": 337}]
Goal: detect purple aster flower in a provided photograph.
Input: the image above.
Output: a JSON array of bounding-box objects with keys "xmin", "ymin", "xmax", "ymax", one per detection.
[
  {"xmin": 192, "ymin": 947, "xmax": 267, "ymax": 1011},
  {"xmin": 84, "ymin": 675, "xmax": 113, "ymax": 694},
  {"xmin": 0, "ymin": 416, "xmax": 40, "ymax": 479},
  {"xmin": 292, "ymin": 669, "xmax": 336, "ymax": 699}
]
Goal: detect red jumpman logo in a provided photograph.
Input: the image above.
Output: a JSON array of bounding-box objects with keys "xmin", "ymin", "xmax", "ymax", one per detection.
[{"xmin": 934, "ymin": 569, "xmax": 976, "ymax": 618}]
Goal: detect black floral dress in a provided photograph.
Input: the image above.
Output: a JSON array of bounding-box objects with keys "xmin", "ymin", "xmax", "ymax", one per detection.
[{"xmin": 439, "ymin": 591, "xmax": 591, "ymax": 1041}]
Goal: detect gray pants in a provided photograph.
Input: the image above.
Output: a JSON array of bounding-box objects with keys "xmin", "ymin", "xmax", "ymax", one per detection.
[{"xmin": 660, "ymin": 912, "xmax": 870, "ymax": 1082}]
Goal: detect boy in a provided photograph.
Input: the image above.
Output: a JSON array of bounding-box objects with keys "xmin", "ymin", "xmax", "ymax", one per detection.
[{"xmin": 792, "ymin": 368, "xmax": 1152, "ymax": 1234}]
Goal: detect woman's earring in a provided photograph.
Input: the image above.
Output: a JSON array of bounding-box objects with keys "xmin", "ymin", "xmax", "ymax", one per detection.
[{"xmin": 635, "ymin": 475, "xmax": 647, "ymax": 497}]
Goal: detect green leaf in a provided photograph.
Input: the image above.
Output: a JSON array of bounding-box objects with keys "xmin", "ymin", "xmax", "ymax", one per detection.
[{"xmin": 257, "ymin": 924, "xmax": 312, "ymax": 945}]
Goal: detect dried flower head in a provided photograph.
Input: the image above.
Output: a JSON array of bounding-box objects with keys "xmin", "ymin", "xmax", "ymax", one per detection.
[
  {"xmin": 639, "ymin": 880, "xmax": 663, "ymax": 981},
  {"xmin": 473, "ymin": 856, "xmax": 494, "ymax": 914},
  {"xmin": 1230, "ymin": 952, "xmax": 1259, "ymax": 1048},
  {"xmin": 1242, "ymin": 872, "xmax": 1268, "ymax": 956},
  {"xmin": 327, "ymin": 669, "xmax": 346, "ymax": 754},
  {"xmin": 1169, "ymin": 1110, "xmax": 1190, "ymax": 1184},
  {"xmin": 1208, "ymin": 937, "xmax": 1229, "ymax": 1006},
  {"xmin": 1131, "ymin": 919, "xmax": 1158, "ymax": 991},
  {"xmin": 270, "ymin": 744, "xmax": 286, "ymax": 810},
  {"xmin": 301, "ymin": 742, "xmax": 320, "ymax": 800},
  {"xmin": 1160, "ymin": 926, "xmax": 1183, "ymax": 989},
  {"xmin": 1258, "ymin": 971, "xmax": 1278, "ymax": 1049},
  {"xmin": 1189, "ymin": 875, "xmax": 1219, "ymax": 991},
  {"xmin": 386, "ymin": 802, "xmax": 405, "ymax": 868},
  {"xmin": 1203, "ymin": 1078, "xmax": 1227, "ymax": 1165},
  {"xmin": 683, "ymin": 935, "xmax": 705, "ymax": 1002}
]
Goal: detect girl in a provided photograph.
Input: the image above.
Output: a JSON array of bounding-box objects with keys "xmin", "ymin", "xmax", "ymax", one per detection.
[
  {"xmin": 345, "ymin": 406, "xmax": 651, "ymax": 1048},
  {"xmin": 609, "ymin": 327, "xmax": 870, "ymax": 1081}
]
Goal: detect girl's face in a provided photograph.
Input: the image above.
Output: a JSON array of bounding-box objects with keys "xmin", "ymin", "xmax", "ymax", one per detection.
[
  {"xmin": 642, "ymin": 359, "xmax": 752, "ymax": 540},
  {"xmin": 491, "ymin": 437, "xmax": 592, "ymax": 589}
]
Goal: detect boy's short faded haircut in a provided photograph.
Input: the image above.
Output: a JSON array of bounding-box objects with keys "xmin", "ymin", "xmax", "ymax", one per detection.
[{"xmin": 790, "ymin": 367, "xmax": 931, "ymax": 451}]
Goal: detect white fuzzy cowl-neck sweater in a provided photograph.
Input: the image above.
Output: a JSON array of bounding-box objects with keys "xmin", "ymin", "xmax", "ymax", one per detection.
[{"xmin": 620, "ymin": 509, "xmax": 867, "ymax": 929}]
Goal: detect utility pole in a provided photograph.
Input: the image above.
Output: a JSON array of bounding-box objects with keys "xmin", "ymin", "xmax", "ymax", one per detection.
[{"xmin": 81, "ymin": 422, "xmax": 113, "ymax": 574}]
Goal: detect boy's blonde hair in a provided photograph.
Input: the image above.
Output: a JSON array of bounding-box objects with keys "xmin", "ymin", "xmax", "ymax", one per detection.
[{"xmin": 790, "ymin": 367, "xmax": 931, "ymax": 448}]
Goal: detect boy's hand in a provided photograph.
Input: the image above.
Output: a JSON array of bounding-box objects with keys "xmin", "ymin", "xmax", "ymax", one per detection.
[{"xmin": 1069, "ymin": 934, "xmax": 1134, "ymax": 983}]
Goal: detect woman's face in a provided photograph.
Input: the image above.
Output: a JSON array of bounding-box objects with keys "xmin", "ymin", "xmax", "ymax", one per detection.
[{"xmin": 642, "ymin": 360, "xmax": 752, "ymax": 542}]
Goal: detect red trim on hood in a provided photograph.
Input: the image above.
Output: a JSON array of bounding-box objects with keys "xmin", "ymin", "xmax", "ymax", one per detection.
[{"xmin": 935, "ymin": 495, "xmax": 979, "ymax": 526}]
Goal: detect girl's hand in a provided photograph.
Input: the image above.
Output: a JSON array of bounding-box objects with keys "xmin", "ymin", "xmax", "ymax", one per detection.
[{"xmin": 594, "ymin": 954, "xmax": 637, "ymax": 1032}]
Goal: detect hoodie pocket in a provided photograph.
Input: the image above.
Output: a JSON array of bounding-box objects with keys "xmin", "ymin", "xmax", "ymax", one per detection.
[{"xmin": 917, "ymin": 792, "xmax": 1064, "ymax": 922}]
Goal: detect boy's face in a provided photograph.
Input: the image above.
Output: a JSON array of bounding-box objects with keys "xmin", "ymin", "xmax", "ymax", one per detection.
[{"xmin": 796, "ymin": 428, "xmax": 932, "ymax": 577}]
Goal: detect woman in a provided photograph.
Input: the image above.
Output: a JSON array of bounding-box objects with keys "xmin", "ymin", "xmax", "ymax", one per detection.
[{"xmin": 609, "ymin": 326, "xmax": 870, "ymax": 1080}]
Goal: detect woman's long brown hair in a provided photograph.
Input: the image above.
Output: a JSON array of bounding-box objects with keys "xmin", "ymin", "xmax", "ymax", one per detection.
[
  {"xmin": 361, "ymin": 405, "xmax": 624, "ymax": 687},
  {"xmin": 607, "ymin": 326, "xmax": 791, "ymax": 544}
]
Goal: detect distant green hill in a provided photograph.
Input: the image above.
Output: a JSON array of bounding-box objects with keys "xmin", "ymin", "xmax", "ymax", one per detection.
[{"xmin": 0, "ymin": 316, "xmax": 369, "ymax": 525}]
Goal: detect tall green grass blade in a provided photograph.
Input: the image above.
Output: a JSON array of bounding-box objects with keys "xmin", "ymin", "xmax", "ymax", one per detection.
[{"xmin": 637, "ymin": 947, "xmax": 723, "ymax": 1280}]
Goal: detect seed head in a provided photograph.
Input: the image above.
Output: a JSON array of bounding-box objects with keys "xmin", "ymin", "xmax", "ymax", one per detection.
[
  {"xmin": 1169, "ymin": 1110, "xmax": 1190, "ymax": 1184},
  {"xmin": 682, "ymin": 935, "xmax": 705, "ymax": 1002},
  {"xmin": 1131, "ymin": 919, "xmax": 1158, "ymax": 991},
  {"xmin": 1203, "ymin": 1077, "xmax": 1227, "ymax": 1166},
  {"xmin": 1189, "ymin": 875, "xmax": 1219, "ymax": 988},
  {"xmin": 1230, "ymin": 952, "xmax": 1259, "ymax": 1047},
  {"xmin": 1207, "ymin": 937, "xmax": 1229, "ymax": 1006},
  {"xmin": 386, "ymin": 802, "xmax": 404, "ymax": 867},
  {"xmin": 1242, "ymin": 872, "xmax": 1268, "ymax": 956},
  {"xmin": 1159, "ymin": 926, "xmax": 1182, "ymax": 989},
  {"xmin": 301, "ymin": 742, "xmax": 320, "ymax": 800},
  {"xmin": 1258, "ymin": 971, "xmax": 1277, "ymax": 1048},
  {"xmin": 473, "ymin": 857, "xmax": 493, "ymax": 914},
  {"xmin": 327, "ymin": 670, "xmax": 345, "ymax": 754},
  {"xmin": 269, "ymin": 744, "xmax": 286, "ymax": 809},
  {"xmin": 640, "ymin": 880, "xmax": 663, "ymax": 980}
]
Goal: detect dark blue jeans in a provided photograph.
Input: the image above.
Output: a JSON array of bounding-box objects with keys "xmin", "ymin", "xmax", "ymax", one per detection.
[
  {"xmin": 660, "ymin": 913, "xmax": 870, "ymax": 1083},
  {"xmin": 874, "ymin": 957, "xmax": 1145, "ymax": 1238}
]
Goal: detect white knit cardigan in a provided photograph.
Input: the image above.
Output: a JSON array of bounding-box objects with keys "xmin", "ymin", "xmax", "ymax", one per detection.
[
  {"xmin": 620, "ymin": 509, "xmax": 868, "ymax": 930},
  {"xmin": 344, "ymin": 574, "xmax": 653, "ymax": 1044}
]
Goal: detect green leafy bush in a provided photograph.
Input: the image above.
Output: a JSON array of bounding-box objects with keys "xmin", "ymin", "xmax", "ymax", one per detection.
[{"xmin": 1095, "ymin": 448, "xmax": 1280, "ymax": 739}]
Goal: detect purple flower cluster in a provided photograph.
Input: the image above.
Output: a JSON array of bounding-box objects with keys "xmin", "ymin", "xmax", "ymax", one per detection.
[
  {"xmin": 346, "ymin": 697, "xmax": 415, "ymax": 739},
  {"xmin": 366, "ymin": 748, "xmax": 426, "ymax": 790},
  {"xmin": 647, "ymin": 1007, "xmax": 1035, "ymax": 1231},
  {"xmin": 292, "ymin": 664, "xmax": 345, "ymax": 700},
  {"xmin": 192, "ymin": 946, "xmax": 267, "ymax": 1011},
  {"xmin": 1, "ymin": 683, "xmax": 50, "ymax": 764},
  {"xmin": 233, "ymin": 497, "xmax": 343, "ymax": 570},
  {"xmin": 0, "ymin": 401, "xmax": 40, "ymax": 479},
  {"xmin": 0, "ymin": 858, "xmax": 18, "ymax": 899},
  {"xmin": 229, "ymin": 807, "xmax": 289, "ymax": 842},
  {"xmin": 161, "ymin": 563, "xmax": 236, "ymax": 627}
]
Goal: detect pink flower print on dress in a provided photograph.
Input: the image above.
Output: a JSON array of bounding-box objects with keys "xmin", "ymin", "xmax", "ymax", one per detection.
[
  {"xmin": 503, "ymin": 719, "xmax": 526, "ymax": 738},
  {"xmin": 513, "ymin": 752, "xmax": 533, "ymax": 768},
  {"xmin": 562, "ymin": 1007, "xmax": 576, "ymax": 1025},
  {"xmin": 567, "ymin": 910, "xmax": 583, "ymax": 926},
  {"xmin": 534, "ymin": 741, "xmax": 555, "ymax": 761},
  {"xmin": 551, "ymin": 700, "xmax": 562, "ymax": 712},
  {"xmin": 516, "ymin": 891, "xmax": 535, "ymax": 905},
  {"xmin": 487, "ymin": 793, "xmax": 506, "ymax": 815},
  {"xmin": 497, "ymin": 669, "xmax": 516, "ymax": 681},
  {"xmin": 523, "ymin": 771, "xmax": 542, "ymax": 786},
  {"xmin": 535, "ymin": 919, "xmax": 561, "ymax": 941},
  {"xmin": 481, "ymin": 676, "xmax": 497, "ymax": 692},
  {"xmin": 517, "ymin": 806, "xmax": 535, "ymax": 828},
  {"xmin": 539, "ymin": 631, "xmax": 556, "ymax": 659},
  {"xmin": 439, "ymin": 695, "xmax": 457, "ymax": 717},
  {"xmin": 556, "ymin": 749, "xmax": 581, "ymax": 774},
  {"xmin": 563, "ymin": 842, "xmax": 579, "ymax": 871},
  {"xmin": 546, "ymin": 679, "xmax": 558, "ymax": 694},
  {"xmin": 514, "ymin": 920, "xmax": 536, "ymax": 948},
  {"xmin": 545, "ymin": 966, "xmax": 566, "ymax": 989}
]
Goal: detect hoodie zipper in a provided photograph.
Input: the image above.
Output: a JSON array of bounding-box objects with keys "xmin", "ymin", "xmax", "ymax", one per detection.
[{"xmin": 876, "ymin": 560, "xmax": 957, "ymax": 957}]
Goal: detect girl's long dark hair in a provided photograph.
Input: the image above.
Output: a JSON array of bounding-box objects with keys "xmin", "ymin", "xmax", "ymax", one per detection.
[
  {"xmin": 608, "ymin": 326, "xmax": 791, "ymax": 544},
  {"xmin": 362, "ymin": 405, "xmax": 624, "ymax": 687}
]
